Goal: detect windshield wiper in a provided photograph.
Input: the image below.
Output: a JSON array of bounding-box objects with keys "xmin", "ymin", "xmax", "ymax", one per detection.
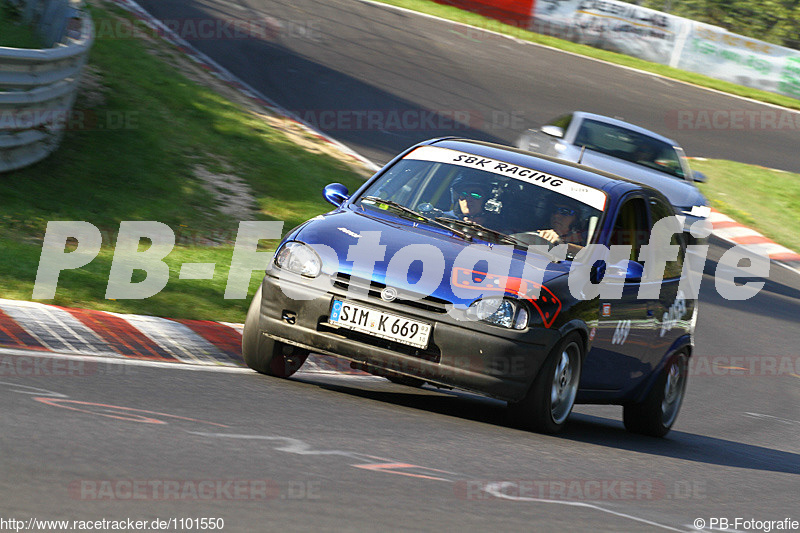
[
  {"xmin": 361, "ymin": 196, "xmax": 470, "ymax": 241},
  {"xmin": 435, "ymin": 216, "xmax": 557, "ymax": 260},
  {"xmin": 434, "ymin": 216, "xmax": 522, "ymax": 245}
]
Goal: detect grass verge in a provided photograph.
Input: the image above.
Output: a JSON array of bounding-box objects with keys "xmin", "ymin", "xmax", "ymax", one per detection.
[
  {"xmin": 0, "ymin": 0, "xmax": 365, "ymax": 320},
  {"xmin": 0, "ymin": 239, "xmax": 252, "ymax": 322},
  {"xmin": 690, "ymin": 159, "xmax": 800, "ymax": 253},
  {"xmin": 374, "ymin": 0, "xmax": 800, "ymax": 112}
]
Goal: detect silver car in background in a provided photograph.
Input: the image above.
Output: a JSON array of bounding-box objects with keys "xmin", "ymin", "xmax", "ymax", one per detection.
[{"xmin": 516, "ymin": 112, "xmax": 710, "ymax": 232}]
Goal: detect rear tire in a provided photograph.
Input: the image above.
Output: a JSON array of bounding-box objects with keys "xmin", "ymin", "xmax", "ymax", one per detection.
[
  {"xmin": 509, "ymin": 332, "xmax": 583, "ymax": 434},
  {"xmin": 623, "ymin": 352, "xmax": 688, "ymax": 437},
  {"xmin": 242, "ymin": 285, "xmax": 308, "ymax": 377}
]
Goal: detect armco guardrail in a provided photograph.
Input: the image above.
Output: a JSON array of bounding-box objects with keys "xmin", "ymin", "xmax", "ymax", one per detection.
[{"xmin": 0, "ymin": 0, "xmax": 94, "ymax": 172}]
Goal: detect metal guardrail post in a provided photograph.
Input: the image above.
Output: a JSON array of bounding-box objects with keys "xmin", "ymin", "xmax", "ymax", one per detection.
[
  {"xmin": 21, "ymin": 0, "xmax": 40, "ymax": 25},
  {"xmin": 0, "ymin": 0, "xmax": 93, "ymax": 172},
  {"xmin": 40, "ymin": 0, "xmax": 67, "ymax": 46}
]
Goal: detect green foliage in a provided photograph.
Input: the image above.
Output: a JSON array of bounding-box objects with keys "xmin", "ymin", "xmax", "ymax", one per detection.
[
  {"xmin": 635, "ymin": 0, "xmax": 800, "ymax": 49},
  {"xmin": 1, "ymin": 5, "xmax": 364, "ymax": 237},
  {"xmin": 0, "ymin": 2, "xmax": 42, "ymax": 48},
  {"xmin": 1, "ymin": 0, "xmax": 20, "ymax": 17},
  {"xmin": 0, "ymin": 4, "xmax": 365, "ymax": 320}
]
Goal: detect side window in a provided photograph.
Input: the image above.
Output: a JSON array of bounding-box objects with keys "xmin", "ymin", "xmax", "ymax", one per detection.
[
  {"xmin": 417, "ymin": 164, "xmax": 456, "ymax": 211},
  {"xmin": 609, "ymin": 197, "xmax": 649, "ymax": 263},
  {"xmin": 368, "ymin": 160, "xmax": 431, "ymax": 204},
  {"xmin": 649, "ymin": 196, "xmax": 685, "ymax": 280}
]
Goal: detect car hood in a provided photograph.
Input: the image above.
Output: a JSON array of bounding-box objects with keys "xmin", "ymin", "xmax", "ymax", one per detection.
[
  {"xmin": 291, "ymin": 207, "xmax": 569, "ymax": 307},
  {"xmin": 570, "ymin": 149, "xmax": 707, "ymax": 209}
]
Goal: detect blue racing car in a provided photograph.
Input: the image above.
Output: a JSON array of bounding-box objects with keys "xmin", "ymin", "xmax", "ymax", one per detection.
[{"xmin": 243, "ymin": 138, "xmax": 696, "ymax": 437}]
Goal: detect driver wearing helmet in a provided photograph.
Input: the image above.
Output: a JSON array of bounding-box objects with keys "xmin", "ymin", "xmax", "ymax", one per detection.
[{"xmin": 450, "ymin": 173, "xmax": 498, "ymax": 228}]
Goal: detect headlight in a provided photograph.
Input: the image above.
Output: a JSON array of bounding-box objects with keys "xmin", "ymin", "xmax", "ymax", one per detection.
[
  {"xmin": 468, "ymin": 298, "xmax": 528, "ymax": 330},
  {"xmin": 274, "ymin": 242, "xmax": 322, "ymax": 277}
]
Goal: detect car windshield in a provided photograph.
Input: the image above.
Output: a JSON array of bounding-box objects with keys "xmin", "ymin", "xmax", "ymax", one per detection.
[
  {"xmin": 573, "ymin": 119, "xmax": 686, "ymax": 179},
  {"xmin": 357, "ymin": 146, "xmax": 606, "ymax": 249}
]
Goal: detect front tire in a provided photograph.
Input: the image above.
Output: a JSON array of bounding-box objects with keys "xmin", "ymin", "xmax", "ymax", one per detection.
[
  {"xmin": 623, "ymin": 352, "xmax": 688, "ymax": 437},
  {"xmin": 242, "ymin": 284, "xmax": 308, "ymax": 377},
  {"xmin": 509, "ymin": 332, "xmax": 583, "ymax": 434}
]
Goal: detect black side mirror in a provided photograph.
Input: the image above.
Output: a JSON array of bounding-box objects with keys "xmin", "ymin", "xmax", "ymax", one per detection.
[{"xmin": 590, "ymin": 261, "xmax": 606, "ymax": 284}]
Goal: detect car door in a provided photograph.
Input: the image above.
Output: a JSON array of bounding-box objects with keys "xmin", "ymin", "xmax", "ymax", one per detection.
[
  {"xmin": 645, "ymin": 194, "xmax": 693, "ymax": 364},
  {"xmin": 580, "ymin": 194, "xmax": 658, "ymax": 392}
]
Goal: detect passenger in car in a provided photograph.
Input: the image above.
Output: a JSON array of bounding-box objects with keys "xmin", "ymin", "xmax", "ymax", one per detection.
[
  {"xmin": 536, "ymin": 201, "xmax": 586, "ymax": 245},
  {"xmin": 631, "ymin": 142, "xmax": 658, "ymax": 166}
]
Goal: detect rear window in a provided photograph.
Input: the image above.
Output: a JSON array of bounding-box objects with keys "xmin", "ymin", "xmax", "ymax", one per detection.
[{"xmin": 574, "ymin": 119, "xmax": 685, "ymax": 179}]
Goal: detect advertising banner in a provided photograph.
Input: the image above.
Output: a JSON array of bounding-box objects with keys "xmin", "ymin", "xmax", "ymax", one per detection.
[
  {"xmin": 530, "ymin": 0, "xmax": 800, "ymax": 99},
  {"xmin": 532, "ymin": 0, "xmax": 691, "ymax": 64},
  {"xmin": 433, "ymin": 0, "xmax": 536, "ymax": 25},
  {"xmin": 437, "ymin": 0, "xmax": 800, "ymax": 99},
  {"xmin": 678, "ymin": 22, "xmax": 800, "ymax": 99}
]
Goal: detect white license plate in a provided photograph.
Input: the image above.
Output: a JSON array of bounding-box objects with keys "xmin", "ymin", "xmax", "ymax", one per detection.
[{"xmin": 329, "ymin": 300, "xmax": 431, "ymax": 349}]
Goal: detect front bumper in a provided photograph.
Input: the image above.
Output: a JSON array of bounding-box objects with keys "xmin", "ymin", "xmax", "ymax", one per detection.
[{"xmin": 256, "ymin": 270, "xmax": 560, "ymax": 402}]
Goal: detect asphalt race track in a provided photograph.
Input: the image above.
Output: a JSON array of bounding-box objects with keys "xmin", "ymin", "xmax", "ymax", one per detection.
[
  {"xmin": 137, "ymin": 0, "xmax": 800, "ymax": 170},
  {"xmin": 2, "ymin": 243, "xmax": 800, "ymax": 531},
  {"xmin": 1, "ymin": 1, "xmax": 799, "ymax": 531}
]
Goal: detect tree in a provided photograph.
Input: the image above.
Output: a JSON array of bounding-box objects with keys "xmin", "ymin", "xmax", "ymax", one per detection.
[{"xmin": 629, "ymin": 0, "xmax": 800, "ymax": 49}]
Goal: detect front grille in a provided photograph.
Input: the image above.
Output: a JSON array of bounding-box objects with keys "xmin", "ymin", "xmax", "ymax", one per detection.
[{"xmin": 333, "ymin": 273, "xmax": 449, "ymax": 314}]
